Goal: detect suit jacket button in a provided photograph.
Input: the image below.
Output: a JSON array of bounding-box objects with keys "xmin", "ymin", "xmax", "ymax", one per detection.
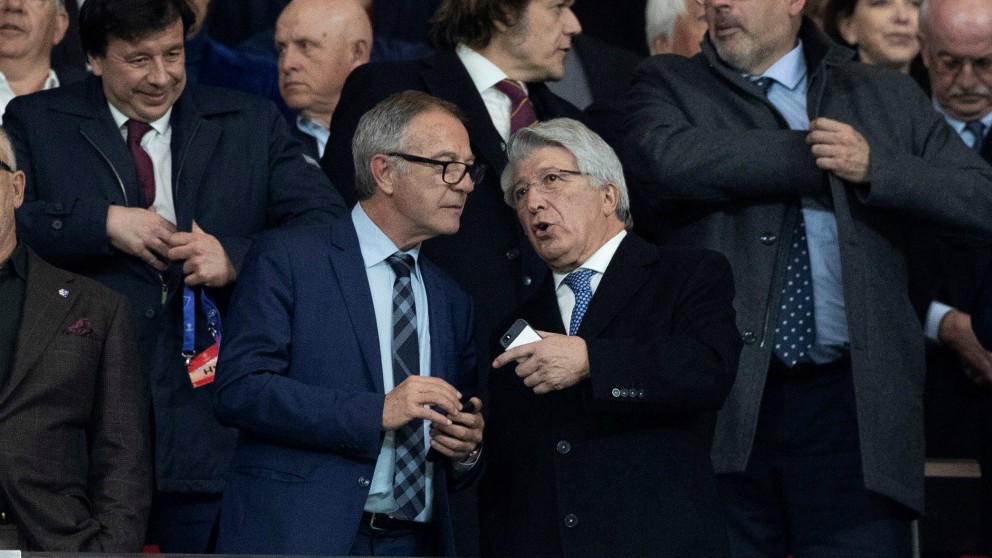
[
  {"xmin": 500, "ymin": 141, "xmax": 507, "ymax": 152},
  {"xmin": 741, "ymin": 330, "xmax": 756, "ymax": 344},
  {"xmin": 611, "ymin": 388, "xmax": 620, "ymax": 397},
  {"xmin": 51, "ymin": 218, "xmax": 63, "ymax": 230},
  {"xmin": 505, "ymin": 248, "xmax": 520, "ymax": 261},
  {"xmin": 759, "ymin": 232, "xmax": 777, "ymax": 245},
  {"xmin": 620, "ymin": 389, "xmax": 630, "ymax": 397},
  {"xmin": 638, "ymin": 389, "xmax": 646, "ymax": 398},
  {"xmin": 144, "ymin": 308, "xmax": 156, "ymax": 319},
  {"xmin": 358, "ymin": 476, "xmax": 371, "ymax": 487},
  {"xmin": 522, "ymin": 275, "xmax": 532, "ymax": 286},
  {"xmin": 563, "ymin": 514, "xmax": 578, "ymax": 528},
  {"xmin": 556, "ymin": 440, "xmax": 571, "ymax": 454}
]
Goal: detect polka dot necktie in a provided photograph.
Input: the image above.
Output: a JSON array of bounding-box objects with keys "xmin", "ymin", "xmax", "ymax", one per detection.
[
  {"xmin": 385, "ymin": 252, "xmax": 426, "ymax": 520},
  {"xmin": 562, "ymin": 268, "xmax": 595, "ymax": 336},
  {"xmin": 773, "ymin": 217, "xmax": 816, "ymax": 367}
]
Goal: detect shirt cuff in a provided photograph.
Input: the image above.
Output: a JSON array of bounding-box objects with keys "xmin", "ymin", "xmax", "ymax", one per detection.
[{"xmin": 925, "ymin": 300, "xmax": 956, "ymax": 342}]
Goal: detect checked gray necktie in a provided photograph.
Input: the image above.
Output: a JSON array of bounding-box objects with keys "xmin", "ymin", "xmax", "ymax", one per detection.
[
  {"xmin": 385, "ymin": 252, "xmax": 427, "ymax": 520},
  {"xmin": 562, "ymin": 268, "xmax": 595, "ymax": 336}
]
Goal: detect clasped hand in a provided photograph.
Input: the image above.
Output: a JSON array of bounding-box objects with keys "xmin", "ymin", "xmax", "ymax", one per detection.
[{"xmin": 491, "ymin": 330, "xmax": 590, "ymax": 394}]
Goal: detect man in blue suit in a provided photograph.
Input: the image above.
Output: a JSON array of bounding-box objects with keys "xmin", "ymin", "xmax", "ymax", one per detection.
[
  {"xmin": 214, "ymin": 90, "xmax": 485, "ymax": 557},
  {"xmin": 6, "ymin": 0, "xmax": 345, "ymax": 551}
]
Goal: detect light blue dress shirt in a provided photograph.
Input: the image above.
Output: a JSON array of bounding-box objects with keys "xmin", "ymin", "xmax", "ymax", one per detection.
[
  {"xmin": 756, "ymin": 42, "xmax": 849, "ymax": 362},
  {"xmin": 352, "ymin": 203, "xmax": 435, "ymax": 522},
  {"xmin": 296, "ymin": 115, "xmax": 330, "ymax": 159}
]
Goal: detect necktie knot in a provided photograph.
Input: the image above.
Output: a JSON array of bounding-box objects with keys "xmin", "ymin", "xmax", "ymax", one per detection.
[
  {"xmin": 386, "ymin": 252, "xmax": 415, "ymax": 279},
  {"xmin": 562, "ymin": 268, "xmax": 595, "ymax": 336},
  {"xmin": 125, "ymin": 119, "xmax": 153, "ymax": 146},
  {"xmin": 965, "ymin": 120, "xmax": 987, "ymax": 153},
  {"xmin": 750, "ymin": 76, "xmax": 775, "ymax": 96}
]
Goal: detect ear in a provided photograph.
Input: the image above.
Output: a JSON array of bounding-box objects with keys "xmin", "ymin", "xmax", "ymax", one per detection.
[
  {"xmin": 650, "ymin": 32, "xmax": 673, "ymax": 55},
  {"xmin": 88, "ymin": 54, "xmax": 104, "ymax": 77},
  {"xmin": 10, "ymin": 171, "xmax": 25, "ymax": 209},
  {"xmin": 837, "ymin": 13, "xmax": 858, "ymax": 45},
  {"xmin": 788, "ymin": 0, "xmax": 807, "ymax": 17},
  {"xmin": 351, "ymin": 37, "xmax": 371, "ymax": 68},
  {"xmin": 52, "ymin": 6, "xmax": 69, "ymax": 46},
  {"xmin": 601, "ymin": 182, "xmax": 620, "ymax": 216},
  {"xmin": 369, "ymin": 153, "xmax": 395, "ymax": 196}
]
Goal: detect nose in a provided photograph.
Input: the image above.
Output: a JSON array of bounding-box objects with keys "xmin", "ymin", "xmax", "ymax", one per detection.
[
  {"xmin": 451, "ymin": 170, "xmax": 475, "ymax": 193},
  {"xmin": 146, "ymin": 56, "xmax": 169, "ymax": 86},
  {"xmin": 278, "ymin": 46, "xmax": 299, "ymax": 75},
  {"xmin": 957, "ymin": 60, "xmax": 980, "ymax": 88},
  {"xmin": 563, "ymin": 7, "xmax": 582, "ymax": 36},
  {"xmin": 894, "ymin": 0, "xmax": 912, "ymax": 22}
]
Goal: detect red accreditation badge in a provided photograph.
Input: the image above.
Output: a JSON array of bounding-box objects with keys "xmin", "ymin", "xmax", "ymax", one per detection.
[{"xmin": 187, "ymin": 342, "xmax": 219, "ymax": 388}]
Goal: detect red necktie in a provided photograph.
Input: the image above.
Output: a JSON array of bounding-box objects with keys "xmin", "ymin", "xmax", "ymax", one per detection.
[
  {"xmin": 494, "ymin": 79, "xmax": 537, "ymax": 134},
  {"xmin": 126, "ymin": 119, "xmax": 155, "ymax": 208}
]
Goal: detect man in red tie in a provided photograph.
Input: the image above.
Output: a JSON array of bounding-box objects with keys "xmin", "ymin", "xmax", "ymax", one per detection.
[{"xmin": 4, "ymin": 0, "xmax": 346, "ymax": 552}]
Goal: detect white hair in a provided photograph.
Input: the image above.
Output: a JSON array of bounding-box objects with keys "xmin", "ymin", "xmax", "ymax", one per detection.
[{"xmin": 645, "ymin": 0, "xmax": 687, "ymax": 52}]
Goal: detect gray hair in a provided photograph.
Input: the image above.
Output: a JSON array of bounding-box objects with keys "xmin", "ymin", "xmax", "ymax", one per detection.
[
  {"xmin": 645, "ymin": 0, "xmax": 686, "ymax": 52},
  {"xmin": 500, "ymin": 118, "xmax": 633, "ymax": 229},
  {"xmin": 352, "ymin": 90, "xmax": 463, "ymax": 200}
]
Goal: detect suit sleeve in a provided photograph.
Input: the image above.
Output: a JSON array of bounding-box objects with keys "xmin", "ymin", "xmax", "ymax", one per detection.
[
  {"xmin": 213, "ymin": 233, "xmax": 384, "ymax": 459},
  {"xmin": 216, "ymin": 104, "xmax": 347, "ymax": 273},
  {"xmin": 585, "ymin": 251, "xmax": 742, "ymax": 415},
  {"xmin": 621, "ymin": 56, "xmax": 824, "ymax": 213},
  {"xmin": 7, "ymin": 99, "xmax": 115, "ymax": 266},
  {"xmin": 86, "ymin": 293, "xmax": 152, "ymax": 552}
]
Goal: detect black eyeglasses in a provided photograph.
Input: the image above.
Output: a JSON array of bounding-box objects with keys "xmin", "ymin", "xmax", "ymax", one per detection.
[
  {"xmin": 387, "ymin": 152, "xmax": 487, "ymax": 185},
  {"xmin": 0, "ymin": 160, "xmax": 14, "ymax": 174}
]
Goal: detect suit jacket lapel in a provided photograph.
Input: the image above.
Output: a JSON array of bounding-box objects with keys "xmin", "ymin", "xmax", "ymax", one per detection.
[
  {"xmin": 72, "ymin": 78, "xmax": 139, "ymax": 207},
  {"xmin": 422, "ymin": 261, "xmax": 452, "ymax": 383},
  {"xmin": 4, "ymin": 253, "xmax": 79, "ymax": 401},
  {"xmin": 578, "ymin": 234, "xmax": 656, "ymax": 339},
  {"xmin": 327, "ymin": 218, "xmax": 385, "ymax": 394},
  {"xmin": 422, "ymin": 51, "xmax": 507, "ymax": 174},
  {"xmin": 527, "ymin": 271, "xmax": 567, "ymax": 335},
  {"xmin": 170, "ymin": 90, "xmax": 222, "ymax": 233}
]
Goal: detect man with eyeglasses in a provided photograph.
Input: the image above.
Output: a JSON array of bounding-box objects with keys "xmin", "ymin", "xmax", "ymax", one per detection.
[
  {"xmin": 0, "ymin": 127, "xmax": 150, "ymax": 552},
  {"xmin": 213, "ymin": 90, "xmax": 484, "ymax": 557},
  {"xmin": 484, "ymin": 118, "xmax": 740, "ymax": 557},
  {"xmin": 623, "ymin": 0, "xmax": 992, "ymax": 553}
]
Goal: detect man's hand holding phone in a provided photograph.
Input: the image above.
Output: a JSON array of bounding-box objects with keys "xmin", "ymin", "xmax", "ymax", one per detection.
[{"xmin": 493, "ymin": 319, "xmax": 590, "ymax": 394}]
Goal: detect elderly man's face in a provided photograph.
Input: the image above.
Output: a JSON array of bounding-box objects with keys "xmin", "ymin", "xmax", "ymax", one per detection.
[
  {"xmin": 0, "ymin": 149, "xmax": 25, "ymax": 258},
  {"xmin": 512, "ymin": 146, "xmax": 621, "ymax": 273},
  {"xmin": 705, "ymin": 0, "xmax": 804, "ymax": 74},
  {"xmin": 383, "ymin": 109, "xmax": 476, "ymax": 246},
  {"xmin": 922, "ymin": 1, "xmax": 992, "ymax": 122},
  {"xmin": 0, "ymin": 0, "xmax": 68, "ymax": 63},
  {"xmin": 494, "ymin": 0, "xmax": 582, "ymax": 82},
  {"xmin": 89, "ymin": 19, "xmax": 186, "ymax": 123}
]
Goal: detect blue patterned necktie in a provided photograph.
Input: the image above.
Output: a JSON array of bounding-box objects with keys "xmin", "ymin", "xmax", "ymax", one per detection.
[
  {"xmin": 562, "ymin": 268, "xmax": 595, "ymax": 336},
  {"xmin": 385, "ymin": 252, "xmax": 427, "ymax": 520},
  {"xmin": 965, "ymin": 120, "xmax": 987, "ymax": 154}
]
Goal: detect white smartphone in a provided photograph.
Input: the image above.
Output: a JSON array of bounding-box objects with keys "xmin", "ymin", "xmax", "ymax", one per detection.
[{"xmin": 500, "ymin": 319, "xmax": 542, "ymax": 350}]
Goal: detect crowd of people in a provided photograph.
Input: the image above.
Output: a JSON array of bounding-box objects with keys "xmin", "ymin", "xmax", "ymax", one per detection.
[{"xmin": 0, "ymin": 0, "xmax": 991, "ymax": 556}]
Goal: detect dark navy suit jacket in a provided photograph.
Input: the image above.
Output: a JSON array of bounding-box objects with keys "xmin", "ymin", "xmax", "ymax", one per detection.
[{"xmin": 213, "ymin": 216, "xmax": 478, "ymax": 555}]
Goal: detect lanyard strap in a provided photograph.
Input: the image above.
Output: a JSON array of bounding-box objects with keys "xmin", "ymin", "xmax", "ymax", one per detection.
[{"xmin": 182, "ymin": 286, "xmax": 222, "ymax": 364}]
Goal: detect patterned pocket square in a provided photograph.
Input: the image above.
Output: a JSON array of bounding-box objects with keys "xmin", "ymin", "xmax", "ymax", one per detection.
[{"xmin": 66, "ymin": 318, "xmax": 94, "ymax": 337}]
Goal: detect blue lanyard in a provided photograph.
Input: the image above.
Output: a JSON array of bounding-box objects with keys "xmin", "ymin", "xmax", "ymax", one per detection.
[{"xmin": 182, "ymin": 286, "xmax": 222, "ymax": 365}]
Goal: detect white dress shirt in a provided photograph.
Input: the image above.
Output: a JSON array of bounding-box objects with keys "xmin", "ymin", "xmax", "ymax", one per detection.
[
  {"xmin": 108, "ymin": 103, "xmax": 176, "ymax": 224},
  {"xmin": 0, "ymin": 69, "xmax": 59, "ymax": 123},
  {"xmin": 455, "ymin": 42, "xmax": 529, "ymax": 143},
  {"xmin": 552, "ymin": 231, "xmax": 627, "ymax": 330}
]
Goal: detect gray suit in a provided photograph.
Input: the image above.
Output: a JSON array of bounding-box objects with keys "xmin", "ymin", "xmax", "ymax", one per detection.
[{"xmin": 623, "ymin": 19, "xmax": 992, "ymax": 512}]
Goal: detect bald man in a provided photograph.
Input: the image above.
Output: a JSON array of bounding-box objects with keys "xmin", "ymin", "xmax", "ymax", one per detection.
[{"xmin": 276, "ymin": 0, "xmax": 371, "ymax": 159}]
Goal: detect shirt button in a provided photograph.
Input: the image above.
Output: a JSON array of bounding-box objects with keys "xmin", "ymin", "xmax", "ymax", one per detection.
[
  {"xmin": 144, "ymin": 308, "xmax": 156, "ymax": 319},
  {"xmin": 523, "ymin": 275, "xmax": 532, "ymax": 286},
  {"xmin": 556, "ymin": 440, "xmax": 571, "ymax": 455},
  {"xmin": 741, "ymin": 330, "xmax": 756, "ymax": 344},
  {"xmin": 760, "ymin": 232, "xmax": 777, "ymax": 245},
  {"xmin": 611, "ymin": 388, "xmax": 620, "ymax": 398},
  {"xmin": 505, "ymin": 248, "xmax": 520, "ymax": 261},
  {"xmin": 51, "ymin": 219, "xmax": 63, "ymax": 230},
  {"xmin": 358, "ymin": 476, "xmax": 371, "ymax": 488},
  {"xmin": 563, "ymin": 514, "xmax": 578, "ymax": 528}
]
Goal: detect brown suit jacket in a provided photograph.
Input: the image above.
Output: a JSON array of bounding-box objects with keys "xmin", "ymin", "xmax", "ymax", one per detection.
[{"xmin": 0, "ymin": 250, "xmax": 151, "ymax": 551}]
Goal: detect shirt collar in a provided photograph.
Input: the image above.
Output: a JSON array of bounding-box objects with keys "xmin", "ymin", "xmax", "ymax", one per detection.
[
  {"xmin": 552, "ymin": 230, "xmax": 627, "ymax": 290},
  {"xmin": 352, "ymin": 203, "xmax": 421, "ymax": 271},
  {"xmin": 456, "ymin": 42, "xmax": 511, "ymax": 95},
  {"xmin": 932, "ymin": 99, "xmax": 992, "ymax": 136},
  {"xmin": 759, "ymin": 40, "xmax": 807, "ymax": 91},
  {"xmin": 108, "ymin": 102, "xmax": 173, "ymax": 136},
  {"xmin": 0, "ymin": 241, "xmax": 28, "ymax": 281}
]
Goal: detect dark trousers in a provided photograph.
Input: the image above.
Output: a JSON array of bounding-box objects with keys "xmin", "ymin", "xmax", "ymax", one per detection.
[
  {"xmin": 719, "ymin": 360, "xmax": 914, "ymax": 557},
  {"xmin": 147, "ymin": 491, "xmax": 222, "ymax": 553},
  {"xmin": 348, "ymin": 516, "xmax": 437, "ymax": 557}
]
